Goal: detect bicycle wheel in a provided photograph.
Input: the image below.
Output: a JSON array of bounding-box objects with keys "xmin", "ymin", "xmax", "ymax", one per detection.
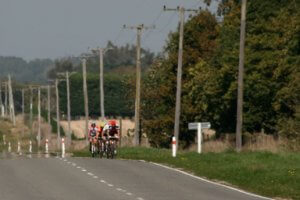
[
  {"xmin": 91, "ymin": 143, "xmax": 96, "ymax": 158},
  {"xmin": 110, "ymin": 143, "xmax": 115, "ymax": 159},
  {"xmin": 99, "ymin": 141, "xmax": 104, "ymax": 158},
  {"xmin": 106, "ymin": 144, "xmax": 110, "ymax": 159}
]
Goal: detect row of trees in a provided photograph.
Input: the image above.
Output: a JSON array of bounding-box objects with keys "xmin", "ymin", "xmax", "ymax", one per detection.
[
  {"xmin": 3, "ymin": 0, "xmax": 298, "ymax": 149},
  {"xmin": 57, "ymin": 73, "xmax": 134, "ymax": 117},
  {"xmin": 0, "ymin": 56, "xmax": 53, "ymax": 83},
  {"xmin": 140, "ymin": 0, "xmax": 300, "ymax": 147},
  {"xmin": 50, "ymin": 42, "xmax": 154, "ymax": 118}
]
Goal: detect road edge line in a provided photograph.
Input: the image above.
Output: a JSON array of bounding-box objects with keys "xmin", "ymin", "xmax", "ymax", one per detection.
[{"xmin": 146, "ymin": 161, "xmax": 273, "ymax": 200}]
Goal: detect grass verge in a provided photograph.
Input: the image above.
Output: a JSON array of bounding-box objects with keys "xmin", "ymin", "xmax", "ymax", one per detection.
[{"xmin": 73, "ymin": 147, "xmax": 300, "ymax": 200}]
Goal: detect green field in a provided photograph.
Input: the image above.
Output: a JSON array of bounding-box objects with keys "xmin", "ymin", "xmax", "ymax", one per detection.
[{"xmin": 73, "ymin": 147, "xmax": 300, "ymax": 200}]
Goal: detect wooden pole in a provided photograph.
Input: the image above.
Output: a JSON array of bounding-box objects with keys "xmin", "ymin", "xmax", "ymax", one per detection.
[
  {"xmin": 82, "ymin": 59, "xmax": 89, "ymax": 143},
  {"xmin": 55, "ymin": 79, "xmax": 61, "ymax": 149},
  {"xmin": 236, "ymin": 0, "xmax": 247, "ymax": 152}
]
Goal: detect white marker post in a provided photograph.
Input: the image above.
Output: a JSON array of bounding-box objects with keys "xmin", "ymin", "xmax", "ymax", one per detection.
[
  {"xmin": 45, "ymin": 139, "xmax": 49, "ymax": 154},
  {"xmin": 29, "ymin": 140, "xmax": 32, "ymax": 153},
  {"xmin": 17, "ymin": 141, "xmax": 21, "ymax": 154},
  {"xmin": 61, "ymin": 138, "xmax": 65, "ymax": 158},
  {"xmin": 172, "ymin": 136, "xmax": 176, "ymax": 157},
  {"xmin": 188, "ymin": 122, "xmax": 211, "ymax": 154},
  {"xmin": 8, "ymin": 142, "xmax": 11, "ymax": 152}
]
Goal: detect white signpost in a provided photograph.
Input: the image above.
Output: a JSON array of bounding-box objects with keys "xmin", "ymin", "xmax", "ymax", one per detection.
[{"xmin": 188, "ymin": 122, "xmax": 211, "ymax": 154}]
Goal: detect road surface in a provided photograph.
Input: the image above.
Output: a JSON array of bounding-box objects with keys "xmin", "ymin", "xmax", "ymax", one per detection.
[{"xmin": 0, "ymin": 154, "xmax": 271, "ymax": 200}]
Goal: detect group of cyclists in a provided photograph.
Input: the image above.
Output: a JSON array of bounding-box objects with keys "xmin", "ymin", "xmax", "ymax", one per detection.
[{"xmin": 88, "ymin": 120, "xmax": 120, "ymax": 158}]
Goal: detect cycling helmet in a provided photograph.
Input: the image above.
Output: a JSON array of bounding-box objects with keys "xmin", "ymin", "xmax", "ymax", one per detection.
[
  {"xmin": 99, "ymin": 121, "xmax": 105, "ymax": 127},
  {"xmin": 108, "ymin": 120, "xmax": 117, "ymax": 126}
]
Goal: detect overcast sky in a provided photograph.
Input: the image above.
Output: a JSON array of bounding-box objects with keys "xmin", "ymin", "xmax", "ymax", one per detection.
[{"xmin": 0, "ymin": 0, "xmax": 218, "ymax": 61}]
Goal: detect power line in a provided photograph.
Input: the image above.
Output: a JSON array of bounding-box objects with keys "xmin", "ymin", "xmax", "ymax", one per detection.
[
  {"xmin": 142, "ymin": 9, "xmax": 164, "ymax": 41},
  {"xmin": 112, "ymin": 29, "xmax": 124, "ymax": 45}
]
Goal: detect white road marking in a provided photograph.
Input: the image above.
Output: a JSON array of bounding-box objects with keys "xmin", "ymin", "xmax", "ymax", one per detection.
[
  {"xmin": 150, "ymin": 162, "xmax": 272, "ymax": 200},
  {"xmin": 61, "ymin": 160, "xmax": 145, "ymax": 200}
]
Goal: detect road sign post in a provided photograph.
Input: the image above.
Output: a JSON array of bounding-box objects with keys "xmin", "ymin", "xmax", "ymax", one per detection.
[
  {"xmin": 188, "ymin": 122, "xmax": 211, "ymax": 154},
  {"xmin": 197, "ymin": 123, "xmax": 202, "ymax": 154}
]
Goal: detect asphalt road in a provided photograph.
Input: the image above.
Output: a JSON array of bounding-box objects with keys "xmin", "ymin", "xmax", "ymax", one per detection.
[{"xmin": 0, "ymin": 154, "xmax": 271, "ymax": 200}]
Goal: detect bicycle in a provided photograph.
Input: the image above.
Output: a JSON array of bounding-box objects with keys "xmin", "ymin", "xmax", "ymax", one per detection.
[
  {"xmin": 90, "ymin": 136, "xmax": 98, "ymax": 158},
  {"xmin": 105, "ymin": 136, "xmax": 118, "ymax": 159},
  {"xmin": 98, "ymin": 137, "xmax": 105, "ymax": 158}
]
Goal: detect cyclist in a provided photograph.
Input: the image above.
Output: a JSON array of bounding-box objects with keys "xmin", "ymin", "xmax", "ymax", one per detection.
[
  {"xmin": 97, "ymin": 121, "xmax": 106, "ymax": 153},
  {"xmin": 102, "ymin": 120, "xmax": 119, "ymax": 156},
  {"xmin": 88, "ymin": 122, "xmax": 100, "ymax": 152},
  {"xmin": 102, "ymin": 120, "xmax": 119, "ymax": 139}
]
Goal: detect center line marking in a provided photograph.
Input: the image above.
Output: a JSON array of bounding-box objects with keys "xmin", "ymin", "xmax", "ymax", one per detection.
[
  {"xmin": 137, "ymin": 198, "xmax": 144, "ymax": 200},
  {"xmin": 82, "ymin": 169, "xmax": 87, "ymax": 172},
  {"xmin": 93, "ymin": 176, "xmax": 98, "ymax": 179},
  {"xmin": 126, "ymin": 192, "xmax": 132, "ymax": 196},
  {"xmin": 100, "ymin": 180, "xmax": 106, "ymax": 183},
  {"xmin": 107, "ymin": 184, "xmax": 114, "ymax": 187},
  {"xmin": 77, "ymin": 166, "xmax": 81, "ymax": 169},
  {"xmin": 87, "ymin": 172, "xmax": 94, "ymax": 176}
]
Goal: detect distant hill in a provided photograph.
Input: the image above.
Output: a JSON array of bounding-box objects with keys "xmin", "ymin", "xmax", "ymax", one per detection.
[{"xmin": 0, "ymin": 56, "xmax": 54, "ymax": 83}]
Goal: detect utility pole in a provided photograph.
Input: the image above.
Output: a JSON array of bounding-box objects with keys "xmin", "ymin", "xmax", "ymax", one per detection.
[
  {"xmin": 30, "ymin": 87, "xmax": 33, "ymax": 139},
  {"xmin": 22, "ymin": 89, "xmax": 24, "ymax": 120},
  {"xmin": 5, "ymin": 82, "xmax": 8, "ymax": 116},
  {"xmin": 163, "ymin": 5, "xmax": 198, "ymax": 150},
  {"xmin": 66, "ymin": 71, "xmax": 72, "ymax": 146},
  {"xmin": 56, "ymin": 71, "xmax": 76, "ymax": 147},
  {"xmin": 47, "ymin": 85, "xmax": 51, "ymax": 124},
  {"xmin": 82, "ymin": 58, "xmax": 89, "ymax": 143},
  {"xmin": 8, "ymin": 75, "xmax": 16, "ymax": 126},
  {"xmin": 236, "ymin": 0, "xmax": 247, "ymax": 152},
  {"xmin": 55, "ymin": 79, "xmax": 61, "ymax": 149},
  {"xmin": 124, "ymin": 24, "xmax": 154, "ymax": 146},
  {"xmin": 91, "ymin": 47, "xmax": 112, "ymax": 120},
  {"xmin": 37, "ymin": 87, "xmax": 41, "ymax": 148},
  {"xmin": 0, "ymin": 82, "xmax": 4, "ymax": 117}
]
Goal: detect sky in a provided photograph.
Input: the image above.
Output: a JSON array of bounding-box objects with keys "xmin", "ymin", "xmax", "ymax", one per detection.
[{"xmin": 0, "ymin": 0, "xmax": 218, "ymax": 61}]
